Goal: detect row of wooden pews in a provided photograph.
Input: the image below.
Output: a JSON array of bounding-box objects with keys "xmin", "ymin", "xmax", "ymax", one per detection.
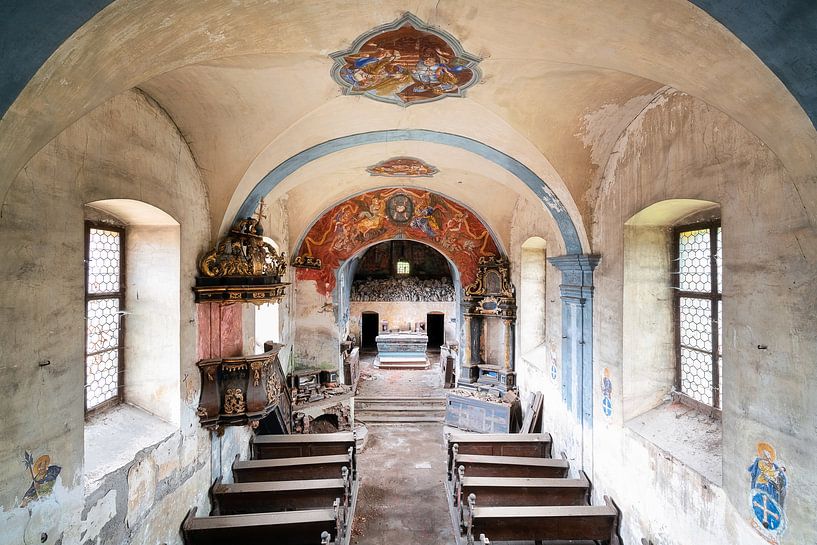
[
  {"xmin": 182, "ymin": 432, "xmax": 359, "ymax": 545},
  {"xmin": 445, "ymin": 432, "xmax": 622, "ymax": 545}
]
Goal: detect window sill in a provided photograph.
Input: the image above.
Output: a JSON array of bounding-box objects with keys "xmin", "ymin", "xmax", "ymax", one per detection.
[
  {"xmin": 84, "ymin": 403, "xmax": 176, "ymax": 490},
  {"xmin": 625, "ymin": 399, "xmax": 722, "ymax": 486}
]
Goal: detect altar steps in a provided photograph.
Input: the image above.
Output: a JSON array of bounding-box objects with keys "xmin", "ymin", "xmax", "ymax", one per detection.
[
  {"xmin": 355, "ymin": 397, "xmax": 446, "ymax": 424},
  {"xmin": 374, "ymin": 353, "xmax": 430, "ymax": 370}
]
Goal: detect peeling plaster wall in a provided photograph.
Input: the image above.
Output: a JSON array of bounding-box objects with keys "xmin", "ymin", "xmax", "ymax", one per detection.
[
  {"xmin": 581, "ymin": 89, "xmax": 817, "ymax": 545},
  {"xmin": 0, "ymin": 90, "xmax": 216, "ymax": 544}
]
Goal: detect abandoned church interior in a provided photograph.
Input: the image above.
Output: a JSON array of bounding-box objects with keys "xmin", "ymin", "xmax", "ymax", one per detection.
[{"xmin": 1, "ymin": 2, "xmax": 816, "ymax": 544}]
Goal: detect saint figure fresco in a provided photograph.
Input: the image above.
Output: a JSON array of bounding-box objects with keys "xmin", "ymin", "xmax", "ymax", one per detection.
[
  {"xmin": 331, "ymin": 13, "xmax": 481, "ymax": 106},
  {"xmin": 748, "ymin": 442, "xmax": 788, "ymax": 543}
]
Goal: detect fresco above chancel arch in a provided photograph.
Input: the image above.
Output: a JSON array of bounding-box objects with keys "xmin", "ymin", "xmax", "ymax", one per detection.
[
  {"xmin": 366, "ymin": 156, "xmax": 439, "ymax": 178},
  {"xmin": 330, "ymin": 12, "xmax": 481, "ymax": 106},
  {"xmin": 293, "ymin": 188, "xmax": 500, "ymax": 296}
]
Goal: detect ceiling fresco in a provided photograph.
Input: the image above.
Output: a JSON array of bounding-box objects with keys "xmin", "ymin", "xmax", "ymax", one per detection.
[
  {"xmin": 329, "ymin": 12, "xmax": 481, "ymax": 106},
  {"xmin": 293, "ymin": 188, "xmax": 500, "ymax": 295},
  {"xmin": 366, "ymin": 156, "xmax": 438, "ymax": 177}
]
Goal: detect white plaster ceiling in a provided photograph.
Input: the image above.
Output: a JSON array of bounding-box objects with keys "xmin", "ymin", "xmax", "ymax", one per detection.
[{"xmin": 2, "ymin": 0, "xmax": 815, "ymax": 244}]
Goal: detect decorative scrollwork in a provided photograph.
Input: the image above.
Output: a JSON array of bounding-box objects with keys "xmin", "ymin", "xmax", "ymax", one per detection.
[
  {"xmin": 293, "ymin": 255, "xmax": 322, "ymax": 269},
  {"xmin": 266, "ymin": 372, "xmax": 282, "ymax": 405},
  {"xmin": 250, "ymin": 361, "xmax": 264, "ymax": 387},
  {"xmin": 198, "ymin": 218, "xmax": 287, "ymax": 279},
  {"xmin": 223, "ymin": 388, "xmax": 246, "ymax": 414}
]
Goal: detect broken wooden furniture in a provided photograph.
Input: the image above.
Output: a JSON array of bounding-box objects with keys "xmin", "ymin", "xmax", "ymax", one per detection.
[
  {"xmin": 445, "ymin": 390, "xmax": 523, "ymax": 433},
  {"xmin": 440, "ymin": 343, "xmax": 457, "ymax": 388},
  {"xmin": 341, "ymin": 342, "xmax": 359, "ymax": 386},
  {"xmin": 251, "ymin": 432, "xmax": 356, "ymax": 461},
  {"xmin": 464, "ymin": 495, "xmax": 622, "ymax": 545},
  {"xmin": 460, "ymin": 257, "xmax": 516, "ymax": 390},
  {"xmin": 211, "ymin": 469, "xmax": 351, "ymax": 515},
  {"xmin": 192, "ymin": 217, "xmax": 288, "ymax": 304},
  {"xmin": 196, "ymin": 343, "xmax": 291, "ymax": 431},
  {"xmin": 182, "ymin": 506, "xmax": 339, "ymax": 545},
  {"xmin": 232, "ymin": 449, "xmax": 355, "ymax": 482},
  {"xmin": 446, "ymin": 432, "xmax": 553, "ymax": 479}
]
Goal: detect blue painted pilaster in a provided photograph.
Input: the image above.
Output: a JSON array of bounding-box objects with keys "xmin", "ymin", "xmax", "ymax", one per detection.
[{"xmin": 548, "ymin": 254, "xmax": 600, "ymax": 471}]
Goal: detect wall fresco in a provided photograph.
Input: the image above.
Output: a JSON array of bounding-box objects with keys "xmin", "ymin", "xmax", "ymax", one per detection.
[
  {"xmin": 748, "ymin": 442, "xmax": 788, "ymax": 543},
  {"xmin": 330, "ymin": 13, "xmax": 481, "ymax": 106},
  {"xmin": 20, "ymin": 451, "xmax": 61, "ymax": 507},
  {"xmin": 366, "ymin": 156, "xmax": 438, "ymax": 177},
  {"xmin": 294, "ymin": 188, "xmax": 500, "ymax": 295}
]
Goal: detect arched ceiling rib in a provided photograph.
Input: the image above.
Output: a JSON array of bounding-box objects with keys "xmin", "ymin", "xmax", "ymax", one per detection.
[{"xmin": 2, "ymin": 0, "xmax": 816, "ymax": 241}]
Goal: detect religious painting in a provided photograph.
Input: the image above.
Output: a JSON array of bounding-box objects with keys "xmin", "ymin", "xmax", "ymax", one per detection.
[
  {"xmin": 20, "ymin": 451, "xmax": 61, "ymax": 507},
  {"xmin": 294, "ymin": 188, "xmax": 500, "ymax": 295},
  {"xmin": 748, "ymin": 442, "xmax": 788, "ymax": 543},
  {"xmin": 330, "ymin": 12, "xmax": 481, "ymax": 106},
  {"xmin": 367, "ymin": 157, "xmax": 439, "ymax": 177}
]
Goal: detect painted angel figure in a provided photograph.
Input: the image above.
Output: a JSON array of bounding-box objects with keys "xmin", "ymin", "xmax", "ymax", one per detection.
[{"xmin": 410, "ymin": 48, "xmax": 466, "ymax": 94}]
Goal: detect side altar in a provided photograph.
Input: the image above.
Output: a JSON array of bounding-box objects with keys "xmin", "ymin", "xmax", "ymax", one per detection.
[{"xmin": 374, "ymin": 332, "xmax": 429, "ymax": 369}]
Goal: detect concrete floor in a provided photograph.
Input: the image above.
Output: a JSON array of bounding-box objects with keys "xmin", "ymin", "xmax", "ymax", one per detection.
[{"xmin": 352, "ymin": 353, "xmax": 456, "ymax": 545}]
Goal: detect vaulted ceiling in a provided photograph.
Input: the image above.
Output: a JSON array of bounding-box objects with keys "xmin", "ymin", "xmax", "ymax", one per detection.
[{"xmin": 2, "ymin": 1, "xmax": 815, "ymax": 246}]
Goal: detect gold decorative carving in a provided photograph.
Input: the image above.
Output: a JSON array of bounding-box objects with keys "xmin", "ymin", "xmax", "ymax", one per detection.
[
  {"xmin": 223, "ymin": 388, "xmax": 246, "ymax": 414},
  {"xmin": 198, "ymin": 218, "xmax": 287, "ymax": 279},
  {"xmin": 222, "ymin": 363, "xmax": 247, "ymax": 374},
  {"xmin": 250, "ymin": 361, "xmax": 264, "ymax": 387},
  {"xmin": 266, "ymin": 372, "xmax": 282, "ymax": 405},
  {"xmin": 465, "ymin": 256, "xmax": 514, "ymax": 298},
  {"xmin": 293, "ymin": 255, "xmax": 322, "ymax": 270},
  {"xmin": 196, "ymin": 406, "xmax": 208, "ymax": 418}
]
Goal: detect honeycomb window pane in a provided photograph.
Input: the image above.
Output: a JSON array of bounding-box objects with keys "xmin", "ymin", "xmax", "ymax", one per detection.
[
  {"xmin": 678, "ymin": 228, "xmax": 711, "ymax": 292},
  {"xmin": 85, "ymin": 349, "xmax": 119, "ymax": 409},
  {"xmin": 679, "ymin": 297, "xmax": 712, "ymax": 352},
  {"xmin": 86, "ymin": 298, "xmax": 120, "ymax": 353},
  {"xmin": 87, "ymin": 228, "xmax": 121, "ymax": 294},
  {"xmin": 716, "ymin": 227, "xmax": 722, "ymax": 294},
  {"xmin": 680, "ymin": 347, "xmax": 713, "ymax": 405}
]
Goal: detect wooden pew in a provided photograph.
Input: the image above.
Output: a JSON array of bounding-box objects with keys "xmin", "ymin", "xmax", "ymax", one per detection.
[
  {"xmin": 232, "ymin": 448, "xmax": 355, "ymax": 482},
  {"xmin": 455, "ymin": 468, "xmax": 590, "ymax": 509},
  {"xmin": 463, "ymin": 494, "xmax": 622, "ymax": 545},
  {"xmin": 446, "ymin": 432, "xmax": 552, "ymax": 478},
  {"xmin": 182, "ymin": 506, "xmax": 340, "ymax": 545},
  {"xmin": 211, "ymin": 468, "xmax": 350, "ymax": 516},
  {"xmin": 252, "ymin": 432, "xmax": 356, "ymax": 460},
  {"xmin": 450, "ymin": 453, "xmax": 569, "ymax": 481}
]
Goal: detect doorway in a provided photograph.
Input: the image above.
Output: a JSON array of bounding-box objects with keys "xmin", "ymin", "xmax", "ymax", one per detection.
[
  {"xmin": 426, "ymin": 313, "xmax": 445, "ymax": 350},
  {"xmin": 361, "ymin": 312, "xmax": 379, "ymax": 351}
]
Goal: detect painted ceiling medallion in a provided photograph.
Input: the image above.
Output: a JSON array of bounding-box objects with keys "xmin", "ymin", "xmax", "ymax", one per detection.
[
  {"xmin": 367, "ymin": 156, "xmax": 439, "ymax": 177},
  {"xmin": 330, "ymin": 12, "xmax": 481, "ymax": 106}
]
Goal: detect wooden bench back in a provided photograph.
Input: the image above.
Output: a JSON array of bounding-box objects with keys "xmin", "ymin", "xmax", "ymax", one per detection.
[
  {"xmin": 450, "ymin": 453, "xmax": 569, "ymax": 480},
  {"xmin": 182, "ymin": 506, "xmax": 339, "ymax": 545},
  {"xmin": 252, "ymin": 432, "xmax": 355, "ymax": 460},
  {"xmin": 212, "ymin": 470, "xmax": 350, "ymax": 516},
  {"xmin": 446, "ymin": 433, "xmax": 552, "ymax": 477},
  {"xmin": 464, "ymin": 495, "xmax": 622, "ymax": 545},
  {"xmin": 455, "ymin": 470, "xmax": 591, "ymax": 510},
  {"xmin": 233, "ymin": 451, "xmax": 354, "ymax": 482}
]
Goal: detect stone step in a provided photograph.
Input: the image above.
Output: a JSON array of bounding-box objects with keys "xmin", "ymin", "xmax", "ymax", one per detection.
[
  {"xmin": 355, "ymin": 397, "xmax": 446, "ymax": 409},
  {"xmin": 356, "ymin": 414, "xmax": 445, "ymax": 424}
]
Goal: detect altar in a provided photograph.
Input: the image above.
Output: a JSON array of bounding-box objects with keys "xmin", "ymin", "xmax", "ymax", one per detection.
[{"xmin": 374, "ymin": 332, "xmax": 429, "ymax": 369}]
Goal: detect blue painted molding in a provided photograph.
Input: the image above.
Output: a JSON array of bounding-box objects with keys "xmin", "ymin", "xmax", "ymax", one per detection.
[
  {"xmin": 235, "ymin": 129, "xmax": 584, "ymax": 254},
  {"xmin": 2, "ymin": 2, "xmax": 816, "ymax": 129},
  {"xmin": 548, "ymin": 254, "xmax": 601, "ymax": 427}
]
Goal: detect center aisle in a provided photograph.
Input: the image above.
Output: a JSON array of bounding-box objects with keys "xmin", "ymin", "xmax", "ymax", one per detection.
[{"xmin": 351, "ymin": 353, "xmax": 456, "ymax": 545}]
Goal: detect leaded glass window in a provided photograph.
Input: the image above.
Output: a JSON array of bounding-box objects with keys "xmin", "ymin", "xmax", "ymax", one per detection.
[
  {"xmin": 85, "ymin": 224, "xmax": 125, "ymax": 412},
  {"xmin": 674, "ymin": 223, "xmax": 722, "ymax": 408}
]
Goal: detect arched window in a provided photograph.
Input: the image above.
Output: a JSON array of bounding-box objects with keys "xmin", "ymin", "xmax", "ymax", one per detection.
[{"xmin": 83, "ymin": 199, "xmax": 181, "ymax": 483}]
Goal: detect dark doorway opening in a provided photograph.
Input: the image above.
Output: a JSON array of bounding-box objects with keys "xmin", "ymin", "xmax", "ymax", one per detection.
[
  {"xmin": 427, "ymin": 313, "xmax": 445, "ymax": 350},
  {"xmin": 361, "ymin": 312, "xmax": 379, "ymax": 351}
]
